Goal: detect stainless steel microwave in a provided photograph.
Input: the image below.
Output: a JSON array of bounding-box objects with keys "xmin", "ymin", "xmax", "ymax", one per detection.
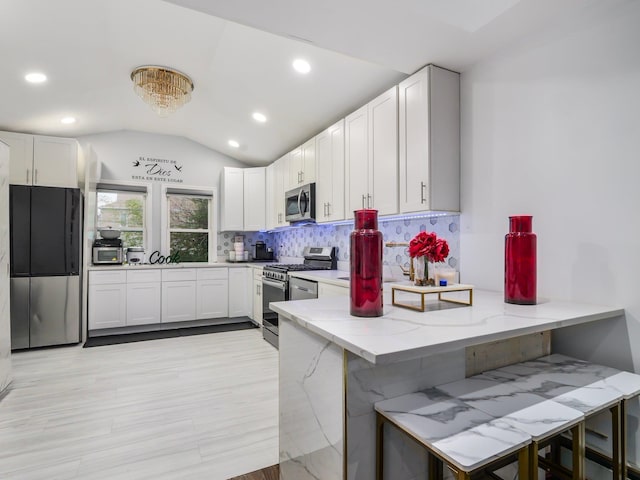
[
  {"xmin": 92, "ymin": 246, "xmax": 124, "ymax": 265},
  {"xmin": 285, "ymin": 183, "xmax": 316, "ymax": 223}
]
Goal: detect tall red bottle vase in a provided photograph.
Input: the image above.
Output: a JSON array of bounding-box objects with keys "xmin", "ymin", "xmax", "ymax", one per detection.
[
  {"xmin": 350, "ymin": 209, "xmax": 383, "ymax": 317},
  {"xmin": 504, "ymin": 215, "xmax": 537, "ymax": 305}
]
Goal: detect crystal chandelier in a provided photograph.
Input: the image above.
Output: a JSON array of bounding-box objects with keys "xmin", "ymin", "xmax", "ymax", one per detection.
[{"xmin": 130, "ymin": 66, "xmax": 194, "ymax": 117}]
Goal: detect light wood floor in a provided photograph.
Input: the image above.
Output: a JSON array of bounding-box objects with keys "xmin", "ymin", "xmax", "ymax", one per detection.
[{"xmin": 0, "ymin": 329, "xmax": 279, "ymax": 480}]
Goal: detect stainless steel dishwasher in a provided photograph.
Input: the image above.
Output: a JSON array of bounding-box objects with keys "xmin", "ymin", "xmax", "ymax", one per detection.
[{"xmin": 289, "ymin": 276, "xmax": 318, "ymax": 301}]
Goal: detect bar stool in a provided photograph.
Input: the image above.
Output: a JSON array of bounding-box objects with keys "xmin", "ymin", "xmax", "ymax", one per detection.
[
  {"xmin": 435, "ymin": 375, "xmax": 586, "ymax": 479},
  {"xmin": 375, "ymin": 387, "xmax": 532, "ymax": 480}
]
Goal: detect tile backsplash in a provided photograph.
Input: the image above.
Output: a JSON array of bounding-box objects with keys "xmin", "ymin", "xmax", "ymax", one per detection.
[{"xmin": 218, "ymin": 215, "xmax": 460, "ymax": 271}]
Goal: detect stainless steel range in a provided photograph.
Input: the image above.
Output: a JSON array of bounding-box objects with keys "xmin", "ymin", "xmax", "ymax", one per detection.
[{"xmin": 262, "ymin": 247, "xmax": 337, "ymax": 348}]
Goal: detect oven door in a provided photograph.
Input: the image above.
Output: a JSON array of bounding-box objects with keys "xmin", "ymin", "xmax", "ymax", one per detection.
[{"xmin": 262, "ymin": 276, "xmax": 288, "ymax": 348}]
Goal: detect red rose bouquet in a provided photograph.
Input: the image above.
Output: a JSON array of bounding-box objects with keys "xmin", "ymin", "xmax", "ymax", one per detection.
[{"xmin": 409, "ymin": 231, "xmax": 449, "ymax": 286}]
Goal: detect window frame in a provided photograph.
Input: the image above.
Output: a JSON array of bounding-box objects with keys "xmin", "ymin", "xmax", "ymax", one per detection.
[
  {"xmin": 95, "ymin": 185, "xmax": 150, "ymax": 251},
  {"xmin": 161, "ymin": 185, "xmax": 217, "ymax": 263}
]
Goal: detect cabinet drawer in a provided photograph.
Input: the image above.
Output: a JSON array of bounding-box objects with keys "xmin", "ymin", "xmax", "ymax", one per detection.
[
  {"xmin": 253, "ymin": 267, "xmax": 264, "ymax": 280},
  {"xmin": 162, "ymin": 268, "xmax": 197, "ymax": 282},
  {"xmin": 197, "ymin": 268, "xmax": 228, "ymax": 281},
  {"xmin": 127, "ymin": 270, "xmax": 161, "ymax": 284},
  {"xmin": 89, "ymin": 270, "xmax": 127, "ymax": 285}
]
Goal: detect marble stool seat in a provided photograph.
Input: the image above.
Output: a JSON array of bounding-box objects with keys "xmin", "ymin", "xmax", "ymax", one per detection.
[
  {"xmin": 436, "ymin": 375, "xmax": 586, "ymax": 479},
  {"xmin": 374, "ymin": 387, "xmax": 532, "ymax": 480}
]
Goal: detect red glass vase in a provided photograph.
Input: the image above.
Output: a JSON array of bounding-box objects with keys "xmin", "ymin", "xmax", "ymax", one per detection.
[
  {"xmin": 505, "ymin": 215, "xmax": 537, "ymax": 305},
  {"xmin": 350, "ymin": 209, "xmax": 383, "ymax": 317}
]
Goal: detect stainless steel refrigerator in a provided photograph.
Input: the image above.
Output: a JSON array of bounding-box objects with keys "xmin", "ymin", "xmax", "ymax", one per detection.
[{"xmin": 10, "ymin": 185, "xmax": 82, "ymax": 349}]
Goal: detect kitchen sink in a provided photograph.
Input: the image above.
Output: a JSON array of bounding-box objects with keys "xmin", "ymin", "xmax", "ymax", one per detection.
[
  {"xmin": 337, "ymin": 276, "xmax": 350, "ymax": 281},
  {"xmin": 336, "ymin": 275, "xmax": 403, "ymax": 283}
]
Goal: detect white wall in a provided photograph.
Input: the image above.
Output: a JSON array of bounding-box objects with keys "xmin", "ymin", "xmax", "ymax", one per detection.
[
  {"xmin": 0, "ymin": 141, "xmax": 11, "ymax": 396},
  {"xmin": 460, "ymin": 0, "xmax": 640, "ymax": 462},
  {"xmin": 78, "ymin": 130, "xmax": 247, "ymax": 253}
]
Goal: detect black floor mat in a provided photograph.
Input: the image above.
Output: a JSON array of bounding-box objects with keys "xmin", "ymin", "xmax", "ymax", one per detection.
[{"xmin": 84, "ymin": 319, "xmax": 257, "ymax": 347}]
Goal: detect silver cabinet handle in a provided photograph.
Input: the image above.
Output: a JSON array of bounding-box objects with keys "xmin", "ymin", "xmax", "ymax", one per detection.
[
  {"xmin": 367, "ymin": 194, "xmax": 372, "ymax": 208},
  {"xmin": 300, "ymin": 171, "xmax": 304, "ymax": 183},
  {"xmin": 26, "ymin": 168, "xmax": 30, "ymax": 184},
  {"xmin": 327, "ymin": 202, "xmax": 331, "ymax": 217},
  {"xmin": 362, "ymin": 194, "xmax": 365, "ymax": 209},
  {"xmin": 420, "ymin": 181, "xmax": 426, "ymax": 204},
  {"xmin": 257, "ymin": 284, "xmax": 261, "ymax": 295}
]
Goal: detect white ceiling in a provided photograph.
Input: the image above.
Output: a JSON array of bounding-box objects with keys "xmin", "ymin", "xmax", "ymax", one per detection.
[{"xmin": 0, "ymin": 0, "xmax": 603, "ymax": 165}]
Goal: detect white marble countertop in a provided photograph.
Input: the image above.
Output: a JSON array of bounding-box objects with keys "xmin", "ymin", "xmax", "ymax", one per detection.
[
  {"xmin": 288, "ymin": 269, "xmax": 350, "ymax": 287},
  {"xmin": 270, "ymin": 289, "xmax": 624, "ymax": 365},
  {"xmin": 87, "ymin": 261, "xmax": 271, "ymax": 271}
]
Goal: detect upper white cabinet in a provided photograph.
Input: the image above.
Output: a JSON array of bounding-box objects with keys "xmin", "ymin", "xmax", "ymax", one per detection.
[
  {"xmin": 315, "ymin": 120, "xmax": 345, "ymax": 223},
  {"xmin": 221, "ymin": 166, "xmax": 266, "ymax": 231},
  {"xmin": 398, "ymin": 65, "xmax": 460, "ymax": 213},
  {"xmin": 266, "ymin": 153, "xmax": 289, "ymax": 230},
  {"xmin": 243, "ymin": 167, "xmax": 266, "ymax": 231},
  {"xmin": 220, "ymin": 167, "xmax": 244, "ymax": 231},
  {"xmin": 345, "ymin": 86, "xmax": 398, "ymax": 218},
  {"xmin": 288, "ymin": 137, "xmax": 316, "ymax": 189},
  {"xmin": 0, "ymin": 131, "xmax": 78, "ymax": 188}
]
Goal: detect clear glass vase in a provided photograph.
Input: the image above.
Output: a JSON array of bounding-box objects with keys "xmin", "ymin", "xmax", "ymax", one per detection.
[{"xmin": 413, "ymin": 257, "xmax": 435, "ymax": 286}]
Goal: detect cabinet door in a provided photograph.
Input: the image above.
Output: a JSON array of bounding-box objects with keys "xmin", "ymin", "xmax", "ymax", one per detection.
[
  {"xmin": 288, "ymin": 146, "xmax": 303, "ymax": 189},
  {"xmin": 252, "ymin": 278, "xmax": 262, "ymax": 325},
  {"xmin": 162, "ymin": 281, "xmax": 197, "ymax": 323},
  {"xmin": 126, "ymin": 282, "xmax": 161, "ymax": 326},
  {"xmin": 265, "ymin": 163, "xmax": 276, "ymax": 231},
  {"xmin": 228, "ymin": 268, "xmax": 251, "ymax": 317},
  {"xmin": 316, "ymin": 120, "xmax": 345, "ymax": 223},
  {"xmin": 345, "ymin": 105, "xmax": 369, "ymax": 219},
  {"xmin": 275, "ymin": 154, "xmax": 288, "ymax": 227},
  {"xmin": 197, "ymin": 279, "xmax": 229, "ymax": 319},
  {"xmin": 369, "ymin": 86, "xmax": 398, "ymax": 216},
  {"xmin": 301, "ymin": 137, "xmax": 316, "ymax": 185},
  {"xmin": 399, "ymin": 69, "xmax": 430, "ymax": 213},
  {"xmin": 243, "ymin": 167, "xmax": 266, "ymax": 231},
  {"xmin": 33, "ymin": 136, "xmax": 78, "ymax": 188},
  {"xmin": 0, "ymin": 131, "xmax": 33, "ymax": 185},
  {"xmin": 318, "ymin": 283, "xmax": 349, "ymax": 298},
  {"xmin": 88, "ymin": 284, "xmax": 126, "ymax": 330},
  {"xmin": 220, "ymin": 167, "xmax": 244, "ymax": 231}
]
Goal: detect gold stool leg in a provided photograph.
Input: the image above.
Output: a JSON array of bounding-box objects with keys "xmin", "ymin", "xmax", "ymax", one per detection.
[
  {"xmin": 518, "ymin": 446, "xmax": 530, "ymax": 480},
  {"xmin": 428, "ymin": 454, "xmax": 443, "ymax": 480},
  {"xmin": 529, "ymin": 441, "xmax": 539, "ymax": 480},
  {"xmin": 571, "ymin": 422, "xmax": 586, "ymax": 480},
  {"xmin": 612, "ymin": 403, "xmax": 623, "ymax": 480},
  {"xmin": 621, "ymin": 400, "xmax": 628, "ymax": 480},
  {"xmin": 376, "ymin": 413, "xmax": 384, "ymax": 480}
]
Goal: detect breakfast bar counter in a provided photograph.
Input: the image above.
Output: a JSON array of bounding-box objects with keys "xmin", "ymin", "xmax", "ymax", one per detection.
[{"xmin": 270, "ymin": 290, "xmax": 624, "ymax": 480}]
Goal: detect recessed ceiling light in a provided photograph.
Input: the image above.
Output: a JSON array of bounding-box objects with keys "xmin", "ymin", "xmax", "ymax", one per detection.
[
  {"xmin": 60, "ymin": 116, "xmax": 76, "ymax": 124},
  {"xmin": 25, "ymin": 72, "xmax": 47, "ymax": 84},
  {"xmin": 292, "ymin": 59, "xmax": 311, "ymax": 74},
  {"xmin": 228, "ymin": 140, "xmax": 240, "ymax": 148},
  {"xmin": 252, "ymin": 112, "xmax": 267, "ymax": 123}
]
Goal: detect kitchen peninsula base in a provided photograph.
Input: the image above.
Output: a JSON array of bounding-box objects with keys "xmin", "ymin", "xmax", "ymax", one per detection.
[{"xmin": 271, "ymin": 291, "xmax": 624, "ymax": 480}]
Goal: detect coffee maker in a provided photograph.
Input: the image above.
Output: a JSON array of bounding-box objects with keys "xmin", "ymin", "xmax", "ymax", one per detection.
[{"xmin": 253, "ymin": 241, "xmax": 274, "ymax": 261}]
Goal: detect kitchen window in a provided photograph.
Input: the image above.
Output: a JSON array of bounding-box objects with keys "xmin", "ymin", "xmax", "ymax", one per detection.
[
  {"xmin": 96, "ymin": 189, "xmax": 147, "ymax": 249},
  {"xmin": 166, "ymin": 192, "xmax": 213, "ymax": 263}
]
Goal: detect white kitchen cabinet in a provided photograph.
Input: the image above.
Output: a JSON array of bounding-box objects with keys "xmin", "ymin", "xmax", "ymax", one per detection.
[
  {"xmin": 196, "ymin": 268, "xmax": 229, "ymax": 319},
  {"xmin": 126, "ymin": 282, "xmax": 161, "ymax": 325},
  {"xmin": 228, "ymin": 267, "xmax": 251, "ymax": 317},
  {"xmin": 88, "ymin": 284, "xmax": 126, "ymax": 329},
  {"xmin": 243, "ymin": 167, "xmax": 266, "ymax": 231},
  {"xmin": 318, "ymin": 282, "xmax": 349, "ymax": 298},
  {"xmin": 162, "ymin": 280, "xmax": 197, "ymax": 323},
  {"xmin": 316, "ymin": 120, "xmax": 345, "ymax": 223},
  {"xmin": 345, "ymin": 86, "xmax": 398, "ymax": 218},
  {"xmin": 265, "ymin": 163, "xmax": 276, "ymax": 230},
  {"xmin": 0, "ymin": 131, "xmax": 78, "ymax": 187},
  {"xmin": 288, "ymin": 137, "xmax": 316, "ymax": 188},
  {"xmin": 220, "ymin": 166, "xmax": 244, "ymax": 231},
  {"xmin": 274, "ymin": 154, "xmax": 289, "ymax": 228},
  {"xmin": 399, "ymin": 65, "xmax": 460, "ymax": 213},
  {"xmin": 252, "ymin": 268, "xmax": 263, "ymax": 325}
]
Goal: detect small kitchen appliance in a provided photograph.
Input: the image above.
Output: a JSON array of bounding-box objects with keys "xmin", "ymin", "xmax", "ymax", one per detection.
[
  {"xmin": 126, "ymin": 247, "xmax": 145, "ymax": 264},
  {"xmin": 262, "ymin": 246, "xmax": 336, "ymax": 348},
  {"xmin": 92, "ymin": 238, "xmax": 124, "ymax": 265},
  {"xmin": 253, "ymin": 241, "xmax": 274, "ymax": 261},
  {"xmin": 284, "ymin": 183, "xmax": 316, "ymax": 223}
]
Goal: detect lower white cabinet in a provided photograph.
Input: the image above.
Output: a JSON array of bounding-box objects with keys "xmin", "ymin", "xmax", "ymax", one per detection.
[
  {"xmin": 252, "ymin": 268, "xmax": 263, "ymax": 325},
  {"xmin": 88, "ymin": 284, "xmax": 126, "ymax": 329},
  {"xmin": 126, "ymin": 283, "xmax": 161, "ymax": 325},
  {"xmin": 196, "ymin": 268, "xmax": 229, "ymax": 319},
  {"xmin": 162, "ymin": 281, "xmax": 197, "ymax": 323},
  {"xmin": 229, "ymin": 268, "xmax": 251, "ymax": 318}
]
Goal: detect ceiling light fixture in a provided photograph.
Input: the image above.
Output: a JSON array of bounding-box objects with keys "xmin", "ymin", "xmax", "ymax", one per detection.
[
  {"xmin": 25, "ymin": 72, "xmax": 47, "ymax": 84},
  {"xmin": 60, "ymin": 117, "xmax": 76, "ymax": 124},
  {"xmin": 228, "ymin": 140, "xmax": 240, "ymax": 148},
  {"xmin": 130, "ymin": 66, "xmax": 194, "ymax": 117},
  {"xmin": 292, "ymin": 59, "xmax": 311, "ymax": 74},
  {"xmin": 252, "ymin": 112, "xmax": 267, "ymax": 123}
]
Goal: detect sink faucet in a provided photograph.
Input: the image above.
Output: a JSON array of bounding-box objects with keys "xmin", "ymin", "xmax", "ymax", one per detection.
[{"xmin": 384, "ymin": 241, "xmax": 414, "ymax": 280}]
